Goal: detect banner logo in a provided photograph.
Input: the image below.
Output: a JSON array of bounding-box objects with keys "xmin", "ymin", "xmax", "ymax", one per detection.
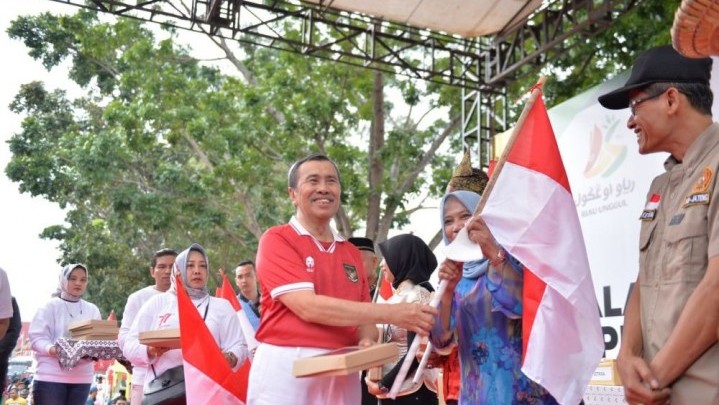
[{"xmin": 583, "ymin": 123, "xmax": 627, "ymax": 178}]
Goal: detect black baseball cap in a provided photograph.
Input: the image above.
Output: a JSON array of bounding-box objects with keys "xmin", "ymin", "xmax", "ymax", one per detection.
[
  {"xmin": 348, "ymin": 237, "xmax": 375, "ymax": 254},
  {"xmin": 598, "ymin": 45, "xmax": 712, "ymax": 110}
]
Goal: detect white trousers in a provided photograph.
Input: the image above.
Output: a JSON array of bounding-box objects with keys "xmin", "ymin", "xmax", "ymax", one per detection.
[
  {"xmin": 131, "ymin": 383, "xmax": 143, "ymax": 404},
  {"xmin": 247, "ymin": 343, "xmax": 360, "ymax": 405}
]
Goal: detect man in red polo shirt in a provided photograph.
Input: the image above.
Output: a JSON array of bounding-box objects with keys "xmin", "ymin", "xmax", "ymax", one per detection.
[{"xmin": 248, "ymin": 153, "xmax": 437, "ymax": 405}]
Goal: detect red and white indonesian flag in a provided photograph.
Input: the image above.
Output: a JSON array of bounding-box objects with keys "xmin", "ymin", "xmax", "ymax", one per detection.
[
  {"xmin": 217, "ymin": 274, "xmax": 258, "ymax": 352},
  {"xmin": 485, "ymin": 92, "xmax": 603, "ymax": 404},
  {"xmin": 447, "ymin": 89, "xmax": 603, "ymax": 404},
  {"xmin": 178, "ymin": 276, "xmax": 247, "ymax": 404}
]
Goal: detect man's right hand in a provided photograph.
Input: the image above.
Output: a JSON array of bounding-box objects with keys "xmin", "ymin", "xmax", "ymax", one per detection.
[
  {"xmin": 390, "ymin": 302, "xmax": 437, "ymax": 337},
  {"xmin": 618, "ymin": 354, "xmax": 671, "ymax": 405}
]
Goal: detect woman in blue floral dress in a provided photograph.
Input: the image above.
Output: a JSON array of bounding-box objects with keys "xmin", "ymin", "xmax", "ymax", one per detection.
[{"xmin": 430, "ymin": 190, "xmax": 558, "ymax": 404}]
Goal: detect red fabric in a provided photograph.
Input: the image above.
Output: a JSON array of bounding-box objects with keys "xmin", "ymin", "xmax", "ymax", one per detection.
[
  {"xmin": 217, "ymin": 274, "xmax": 241, "ymax": 311},
  {"xmin": 487, "ymin": 159, "xmax": 497, "ymax": 178},
  {"xmin": 378, "ymin": 275, "xmax": 393, "ymax": 301},
  {"xmin": 521, "ymin": 267, "xmax": 546, "ymax": 364},
  {"xmin": 441, "ymin": 347, "xmax": 461, "ymax": 402},
  {"xmin": 178, "ymin": 276, "xmax": 247, "ymax": 402},
  {"xmin": 481, "ymin": 89, "xmax": 603, "ymax": 404},
  {"xmin": 216, "ymin": 273, "xmax": 252, "ymax": 402}
]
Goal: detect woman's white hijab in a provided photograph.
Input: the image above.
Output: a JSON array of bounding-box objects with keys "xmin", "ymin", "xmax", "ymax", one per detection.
[
  {"xmin": 170, "ymin": 243, "xmax": 210, "ymax": 300},
  {"xmin": 53, "ymin": 264, "xmax": 87, "ymax": 302}
]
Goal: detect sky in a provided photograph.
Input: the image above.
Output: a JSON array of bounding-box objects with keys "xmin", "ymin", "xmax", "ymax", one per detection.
[
  {"xmin": 1, "ymin": 0, "xmax": 443, "ymax": 322},
  {"xmin": 1, "ymin": 0, "xmax": 74, "ymax": 322}
]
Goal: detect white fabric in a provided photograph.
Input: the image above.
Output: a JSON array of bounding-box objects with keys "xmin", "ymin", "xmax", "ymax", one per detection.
[
  {"xmin": 184, "ymin": 360, "xmax": 245, "ymax": 404},
  {"xmin": 443, "ymin": 227, "xmax": 485, "ymax": 262},
  {"xmin": 482, "ymin": 162, "xmax": 604, "ymax": 405},
  {"xmin": 124, "ymin": 292, "xmax": 248, "ymax": 390},
  {"xmin": 29, "ymin": 297, "xmax": 102, "ymax": 383},
  {"xmin": 0, "ymin": 268, "xmax": 12, "ymax": 319},
  {"xmin": 247, "ymin": 343, "xmax": 360, "ymax": 405},
  {"xmin": 237, "ymin": 309, "xmax": 258, "ymax": 357},
  {"xmin": 119, "ymin": 285, "xmax": 163, "ymax": 385},
  {"xmin": 377, "ymin": 283, "xmax": 437, "ymax": 398},
  {"xmin": 130, "ymin": 383, "xmax": 143, "ymax": 405}
]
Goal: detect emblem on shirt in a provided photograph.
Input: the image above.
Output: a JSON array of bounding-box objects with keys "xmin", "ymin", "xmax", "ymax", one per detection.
[
  {"xmin": 305, "ymin": 256, "xmax": 315, "ymax": 273},
  {"xmin": 668, "ymin": 213, "xmax": 685, "ymax": 226},
  {"xmin": 683, "ymin": 167, "xmax": 713, "ymax": 207},
  {"xmin": 343, "ymin": 263, "xmax": 359, "ymax": 283},
  {"xmin": 639, "ymin": 193, "xmax": 660, "ymax": 221}
]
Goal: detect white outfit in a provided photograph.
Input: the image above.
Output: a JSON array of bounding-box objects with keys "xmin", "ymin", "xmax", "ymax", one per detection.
[
  {"xmin": 119, "ymin": 285, "xmax": 163, "ymax": 403},
  {"xmin": 29, "ymin": 297, "xmax": 102, "ymax": 383},
  {"xmin": 377, "ymin": 283, "xmax": 438, "ymax": 397},
  {"xmin": 0, "ymin": 268, "xmax": 13, "ymax": 320},
  {"xmin": 247, "ymin": 343, "xmax": 360, "ymax": 405},
  {"xmin": 124, "ymin": 292, "xmax": 248, "ymax": 390}
]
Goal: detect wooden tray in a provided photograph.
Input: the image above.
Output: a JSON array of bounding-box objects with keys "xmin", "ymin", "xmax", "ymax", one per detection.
[
  {"xmin": 590, "ymin": 358, "xmax": 623, "ymax": 386},
  {"xmin": 139, "ymin": 328, "xmax": 181, "ymax": 349},
  {"xmin": 73, "ymin": 334, "xmax": 119, "ymax": 341},
  {"xmin": 68, "ymin": 319, "xmax": 118, "ymax": 331},
  {"xmin": 293, "ymin": 343, "xmax": 398, "ymax": 378}
]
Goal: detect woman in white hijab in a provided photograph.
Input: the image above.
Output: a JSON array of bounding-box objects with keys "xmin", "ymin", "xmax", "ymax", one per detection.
[
  {"xmin": 124, "ymin": 243, "xmax": 248, "ymax": 401},
  {"xmin": 29, "ymin": 264, "xmax": 102, "ymax": 404}
]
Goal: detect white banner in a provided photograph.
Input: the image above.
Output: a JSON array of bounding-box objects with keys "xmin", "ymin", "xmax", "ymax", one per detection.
[{"xmin": 548, "ymin": 59, "xmax": 719, "ymax": 358}]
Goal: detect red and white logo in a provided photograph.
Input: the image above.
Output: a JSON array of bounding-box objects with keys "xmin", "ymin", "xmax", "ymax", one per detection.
[{"xmin": 305, "ymin": 256, "xmax": 315, "ymax": 273}]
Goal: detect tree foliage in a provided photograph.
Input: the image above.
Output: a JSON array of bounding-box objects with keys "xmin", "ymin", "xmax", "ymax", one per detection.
[
  {"xmin": 516, "ymin": 1, "xmax": 676, "ymax": 107},
  {"xmin": 6, "ymin": 9, "xmax": 458, "ymax": 315},
  {"xmin": 5, "ymin": 1, "xmax": 678, "ymax": 315}
]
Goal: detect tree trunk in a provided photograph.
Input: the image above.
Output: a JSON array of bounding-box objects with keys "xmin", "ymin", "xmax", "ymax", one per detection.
[
  {"xmin": 366, "ymin": 69, "xmax": 385, "ymax": 241},
  {"xmin": 376, "ymin": 114, "xmax": 461, "ymax": 243}
]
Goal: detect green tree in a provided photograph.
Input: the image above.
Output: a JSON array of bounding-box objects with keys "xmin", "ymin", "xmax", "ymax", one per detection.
[
  {"xmin": 5, "ymin": 1, "xmax": 679, "ymax": 315},
  {"xmin": 516, "ymin": 1, "xmax": 676, "ymax": 107},
  {"xmin": 6, "ymin": 10, "xmax": 460, "ymax": 315}
]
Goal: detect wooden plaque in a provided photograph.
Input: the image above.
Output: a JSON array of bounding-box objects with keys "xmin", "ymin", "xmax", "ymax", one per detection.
[
  {"xmin": 139, "ymin": 328, "xmax": 181, "ymax": 349},
  {"xmin": 293, "ymin": 343, "xmax": 398, "ymax": 378}
]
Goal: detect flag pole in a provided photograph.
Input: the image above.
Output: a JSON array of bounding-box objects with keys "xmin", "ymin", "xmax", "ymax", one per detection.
[
  {"xmin": 387, "ymin": 76, "xmax": 547, "ymax": 399},
  {"xmin": 371, "ymin": 267, "xmax": 382, "ymax": 303},
  {"xmin": 472, "ymin": 75, "xmax": 547, "ymax": 216}
]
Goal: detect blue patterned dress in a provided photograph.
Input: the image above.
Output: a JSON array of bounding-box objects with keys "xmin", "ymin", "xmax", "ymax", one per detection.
[{"xmin": 430, "ymin": 257, "xmax": 558, "ymax": 404}]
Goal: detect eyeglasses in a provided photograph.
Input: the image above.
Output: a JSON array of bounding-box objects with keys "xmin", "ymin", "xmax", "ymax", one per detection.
[{"xmin": 629, "ymin": 89, "xmax": 668, "ymax": 117}]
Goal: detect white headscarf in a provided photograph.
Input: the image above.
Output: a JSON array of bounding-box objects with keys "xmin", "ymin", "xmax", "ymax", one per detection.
[
  {"xmin": 170, "ymin": 243, "xmax": 210, "ymax": 300},
  {"xmin": 53, "ymin": 264, "xmax": 87, "ymax": 302}
]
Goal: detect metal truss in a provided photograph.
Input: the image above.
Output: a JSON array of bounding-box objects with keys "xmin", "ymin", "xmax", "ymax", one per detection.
[
  {"xmin": 464, "ymin": 0, "xmax": 640, "ymax": 167},
  {"xmin": 46, "ymin": 0, "xmax": 637, "ymax": 164}
]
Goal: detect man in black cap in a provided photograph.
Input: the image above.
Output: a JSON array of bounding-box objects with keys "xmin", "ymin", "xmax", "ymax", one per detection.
[
  {"xmin": 599, "ymin": 45, "xmax": 719, "ymax": 405},
  {"xmin": 349, "ymin": 237, "xmax": 379, "ymax": 298},
  {"xmin": 348, "ymin": 237, "xmax": 382, "ymax": 405}
]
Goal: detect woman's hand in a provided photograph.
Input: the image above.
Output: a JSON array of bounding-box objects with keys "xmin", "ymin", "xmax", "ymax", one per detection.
[
  {"xmin": 364, "ymin": 376, "xmax": 385, "ymax": 396},
  {"xmin": 465, "ymin": 215, "xmax": 503, "ymax": 263},
  {"xmin": 147, "ymin": 346, "xmax": 170, "ymax": 359},
  {"xmin": 438, "ymin": 259, "xmax": 462, "ymax": 294},
  {"xmin": 415, "ymin": 338, "xmax": 442, "ymax": 368},
  {"xmin": 358, "ymin": 337, "xmax": 376, "ymax": 348},
  {"xmin": 223, "ymin": 351, "xmax": 238, "ymax": 368},
  {"xmin": 48, "ymin": 346, "xmax": 57, "ymax": 357}
]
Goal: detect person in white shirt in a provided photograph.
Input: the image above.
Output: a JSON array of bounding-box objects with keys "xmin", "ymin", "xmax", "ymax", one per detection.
[
  {"xmin": 123, "ymin": 243, "xmax": 248, "ymax": 396},
  {"xmin": 29, "ymin": 264, "xmax": 102, "ymax": 405},
  {"xmin": 118, "ymin": 248, "xmax": 177, "ymax": 405},
  {"xmin": 0, "ymin": 268, "xmax": 14, "ymax": 339}
]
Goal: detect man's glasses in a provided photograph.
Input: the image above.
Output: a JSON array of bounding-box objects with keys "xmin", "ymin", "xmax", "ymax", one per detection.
[{"xmin": 629, "ymin": 89, "xmax": 668, "ymax": 117}]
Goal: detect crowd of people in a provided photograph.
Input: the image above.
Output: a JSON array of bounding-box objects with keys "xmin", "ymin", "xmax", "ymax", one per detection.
[{"xmin": 0, "ymin": 43, "xmax": 716, "ymax": 405}]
